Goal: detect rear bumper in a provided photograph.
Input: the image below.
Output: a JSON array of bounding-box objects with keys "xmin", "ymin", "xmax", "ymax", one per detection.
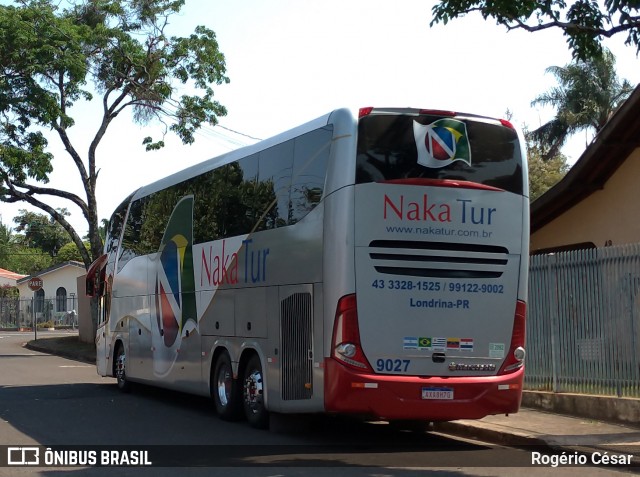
[{"xmin": 324, "ymin": 358, "xmax": 523, "ymax": 421}]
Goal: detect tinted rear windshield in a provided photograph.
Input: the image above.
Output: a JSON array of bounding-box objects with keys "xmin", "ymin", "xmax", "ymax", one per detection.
[{"xmin": 356, "ymin": 114, "xmax": 524, "ymax": 195}]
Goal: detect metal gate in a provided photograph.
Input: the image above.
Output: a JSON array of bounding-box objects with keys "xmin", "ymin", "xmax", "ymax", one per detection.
[{"xmin": 527, "ymin": 244, "xmax": 640, "ymax": 397}]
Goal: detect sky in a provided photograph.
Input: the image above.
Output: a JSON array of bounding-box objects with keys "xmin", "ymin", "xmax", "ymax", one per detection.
[{"xmin": 2, "ymin": 0, "xmax": 640, "ymax": 238}]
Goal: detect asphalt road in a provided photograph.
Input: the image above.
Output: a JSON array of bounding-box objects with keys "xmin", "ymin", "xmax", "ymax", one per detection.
[{"xmin": 0, "ymin": 332, "xmax": 633, "ymax": 477}]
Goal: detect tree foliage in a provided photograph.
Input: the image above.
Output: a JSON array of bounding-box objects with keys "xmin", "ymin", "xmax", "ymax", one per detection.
[
  {"xmin": 57, "ymin": 240, "xmax": 90, "ymax": 262},
  {"xmin": 0, "ymin": 214, "xmax": 82, "ymax": 273},
  {"xmin": 6, "ymin": 248, "xmax": 52, "ymax": 275},
  {"xmin": 527, "ymin": 141, "xmax": 569, "ymax": 201},
  {"xmin": 0, "ymin": 220, "xmax": 12, "ymax": 268},
  {"xmin": 0, "ymin": 0, "xmax": 229, "ymax": 268},
  {"xmin": 0, "ymin": 216, "xmax": 55, "ymax": 273},
  {"xmin": 0, "ymin": 284, "xmax": 19, "ymax": 298},
  {"xmin": 530, "ymin": 49, "xmax": 633, "ymax": 159},
  {"xmin": 13, "ymin": 209, "xmax": 71, "ymax": 257},
  {"xmin": 0, "ymin": 218, "xmax": 53, "ymax": 274},
  {"xmin": 431, "ymin": 0, "xmax": 640, "ymax": 60}
]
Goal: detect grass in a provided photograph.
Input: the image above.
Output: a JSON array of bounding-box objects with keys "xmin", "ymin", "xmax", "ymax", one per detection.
[{"xmin": 27, "ymin": 335, "xmax": 96, "ymax": 364}]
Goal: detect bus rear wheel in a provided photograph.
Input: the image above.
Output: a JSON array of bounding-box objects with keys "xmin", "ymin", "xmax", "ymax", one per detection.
[
  {"xmin": 242, "ymin": 355, "xmax": 269, "ymax": 429},
  {"xmin": 212, "ymin": 352, "xmax": 241, "ymax": 420},
  {"xmin": 114, "ymin": 344, "xmax": 131, "ymax": 393}
]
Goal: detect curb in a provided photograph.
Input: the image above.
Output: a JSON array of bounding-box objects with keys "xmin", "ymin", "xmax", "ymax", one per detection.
[
  {"xmin": 522, "ymin": 391, "xmax": 640, "ymax": 428},
  {"xmin": 432, "ymin": 421, "xmax": 549, "ymax": 448}
]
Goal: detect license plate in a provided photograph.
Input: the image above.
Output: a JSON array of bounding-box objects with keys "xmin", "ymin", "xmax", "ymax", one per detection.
[{"xmin": 421, "ymin": 387, "xmax": 454, "ymax": 400}]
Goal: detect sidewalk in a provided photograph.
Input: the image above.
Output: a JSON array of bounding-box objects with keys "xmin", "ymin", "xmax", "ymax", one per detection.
[
  {"xmin": 433, "ymin": 409, "xmax": 640, "ymax": 466},
  {"xmin": 25, "ymin": 334, "xmax": 640, "ymax": 466}
]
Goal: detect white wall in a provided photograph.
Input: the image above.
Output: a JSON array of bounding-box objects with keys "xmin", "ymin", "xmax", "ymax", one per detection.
[
  {"xmin": 17, "ymin": 263, "xmax": 86, "ymax": 299},
  {"xmin": 0, "ymin": 276, "xmax": 17, "ymax": 287}
]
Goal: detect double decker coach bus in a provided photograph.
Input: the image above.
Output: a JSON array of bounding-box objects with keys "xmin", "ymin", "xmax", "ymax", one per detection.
[{"xmin": 87, "ymin": 107, "xmax": 529, "ymax": 429}]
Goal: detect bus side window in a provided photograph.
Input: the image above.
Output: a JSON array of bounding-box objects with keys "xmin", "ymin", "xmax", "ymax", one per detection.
[
  {"xmin": 289, "ymin": 126, "xmax": 333, "ymax": 225},
  {"xmin": 119, "ymin": 198, "xmax": 145, "ymax": 272},
  {"xmin": 256, "ymin": 140, "xmax": 294, "ymax": 231},
  {"xmin": 237, "ymin": 154, "xmax": 259, "ymax": 234},
  {"xmin": 105, "ymin": 198, "xmax": 129, "ymax": 256}
]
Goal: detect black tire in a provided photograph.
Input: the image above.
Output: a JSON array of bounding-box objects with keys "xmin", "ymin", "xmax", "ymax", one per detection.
[
  {"xmin": 212, "ymin": 352, "xmax": 242, "ymax": 420},
  {"xmin": 242, "ymin": 355, "xmax": 269, "ymax": 429},
  {"xmin": 114, "ymin": 344, "xmax": 131, "ymax": 393}
]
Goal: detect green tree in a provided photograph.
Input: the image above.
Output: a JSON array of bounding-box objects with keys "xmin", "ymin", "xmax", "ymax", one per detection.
[
  {"xmin": 0, "ymin": 0, "xmax": 229, "ymax": 269},
  {"xmin": 0, "ymin": 217, "xmax": 53, "ymax": 273},
  {"xmin": 57, "ymin": 241, "xmax": 90, "ymax": 263},
  {"xmin": 3, "ymin": 246, "xmax": 53, "ymax": 275},
  {"xmin": 431, "ymin": 0, "xmax": 640, "ymax": 60},
  {"xmin": 527, "ymin": 142, "xmax": 569, "ymax": 201},
  {"xmin": 13, "ymin": 209, "xmax": 71, "ymax": 257},
  {"xmin": 0, "ymin": 220, "xmax": 12, "ymax": 269},
  {"xmin": 530, "ymin": 49, "xmax": 633, "ymax": 159},
  {"xmin": 0, "ymin": 284, "xmax": 19, "ymax": 298}
]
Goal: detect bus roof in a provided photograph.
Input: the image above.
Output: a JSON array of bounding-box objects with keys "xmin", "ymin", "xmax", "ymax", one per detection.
[{"xmin": 130, "ymin": 106, "xmax": 518, "ymax": 203}]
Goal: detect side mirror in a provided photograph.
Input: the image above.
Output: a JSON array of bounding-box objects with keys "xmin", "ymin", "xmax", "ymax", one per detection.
[{"xmin": 86, "ymin": 254, "xmax": 108, "ymax": 297}]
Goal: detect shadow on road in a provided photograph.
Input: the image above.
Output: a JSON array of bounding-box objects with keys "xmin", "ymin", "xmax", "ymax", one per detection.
[{"xmin": 0, "ymin": 381, "xmax": 535, "ymax": 473}]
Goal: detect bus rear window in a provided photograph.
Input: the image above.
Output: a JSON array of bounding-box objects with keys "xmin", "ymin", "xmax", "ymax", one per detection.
[{"xmin": 356, "ymin": 114, "xmax": 524, "ymax": 195}]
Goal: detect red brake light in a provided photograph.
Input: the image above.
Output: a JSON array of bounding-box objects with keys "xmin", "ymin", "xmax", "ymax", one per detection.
[
  {"xmin": 500, "ymin": 118, "xmax": 515, "ymax": 130},
  {"xmin": 498, "ymin": 300, "xmax": 527, "ymax": 375},
  {"xmin": 419, "ymin": 109, "xmax": 456, "ymax": 117},
  {"xmin": 359, "ymin": 107, "xmax": 374, "ymax": 118},
  {"xmin": 331, "ymin": 294, "xmax": 373, "ymax": 372},
  {"xmin": 381, "ymin": 178, "xmax": 503, "ymax": 191}
]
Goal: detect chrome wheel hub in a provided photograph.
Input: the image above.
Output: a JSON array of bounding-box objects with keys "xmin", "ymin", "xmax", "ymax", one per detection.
[
  {"xmin": 116, "ymin": 352, "xmax": 126, "ymax": 381},
  {"xmin": 217, "ymin": 366, "xmax": 232, "ymax": 406},
  {"xmin": 244, "ymin": 369, "xmax": 263, "ymax": 412}
]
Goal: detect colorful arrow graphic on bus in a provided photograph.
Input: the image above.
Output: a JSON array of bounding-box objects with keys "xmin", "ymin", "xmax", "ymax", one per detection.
[{"xmin": 155, "ymin": 195, "xmax": 196, "ymax": 349}]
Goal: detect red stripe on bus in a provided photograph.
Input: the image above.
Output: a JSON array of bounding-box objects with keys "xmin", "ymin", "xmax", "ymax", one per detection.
[{"xmin": 380, "ymin": 178, "xmax": 504, "ymax": 191}]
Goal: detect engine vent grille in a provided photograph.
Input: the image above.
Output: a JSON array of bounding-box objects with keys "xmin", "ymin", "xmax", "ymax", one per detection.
[{"xmin": 281, "ymin": 292, "xmax": 313, "ymax": 401}]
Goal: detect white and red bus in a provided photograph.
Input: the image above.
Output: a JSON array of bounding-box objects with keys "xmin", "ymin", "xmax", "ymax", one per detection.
[{"xmin": 88, "ymin": 107, "xmax": 528, "ymax": 428}]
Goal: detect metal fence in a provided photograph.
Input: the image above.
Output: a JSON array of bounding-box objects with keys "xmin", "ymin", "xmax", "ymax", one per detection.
[
  {"xmin": 527, "ymin": 244, "xmax": 640, "ymax": 397},
  {"xmin": 0, "ymin": 296, "xmax": 78, "ymax": 329}
]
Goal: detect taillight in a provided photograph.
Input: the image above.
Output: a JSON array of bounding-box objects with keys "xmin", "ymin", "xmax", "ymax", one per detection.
[
  {"xmin": 331, "ymin": 294, "xmax": 373, "ymax": 372},
  {"xmin": 359, "ymin": 107, "xmax": 374, "ymax": 118},
  {"xmin": 500, "ymin": 118, "xmax": 516, "ymax": 130},
  {"xmin": 419, "ymin": 109, "xmax": 456, "ymax": 116},
  {"xmin": 498, "ymin": 300, "xmax": 527, "ymax": 374}
]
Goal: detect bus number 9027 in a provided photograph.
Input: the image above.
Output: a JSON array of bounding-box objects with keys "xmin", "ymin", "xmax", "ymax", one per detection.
[{"xmin": 376, "ymin": 359, "xmax": 410, "ymax": 373}]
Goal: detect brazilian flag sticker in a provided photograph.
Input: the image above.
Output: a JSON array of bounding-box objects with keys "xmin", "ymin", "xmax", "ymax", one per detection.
[{"xmin": 418, "ymin": 337, "xmax": 432, "ymax": 349}]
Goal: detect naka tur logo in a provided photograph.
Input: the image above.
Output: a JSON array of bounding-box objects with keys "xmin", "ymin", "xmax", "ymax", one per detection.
[{"xmin": 413, "ymin": 118, "xmax": 471, "ymax": 169}]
